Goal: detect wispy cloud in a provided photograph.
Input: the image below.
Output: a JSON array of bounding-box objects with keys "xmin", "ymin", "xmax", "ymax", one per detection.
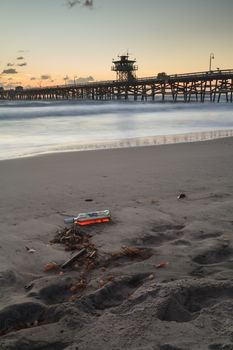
[
  {"xmin": 30, "ymin": 77, "xmax": 37, "ymax": 80},
  {"xmin": 76, "ymin": 75, "xmax": 94, "ymax": 83},
  {"xmin": 84, "ymin": 0, "xmax": 93, "ymax": 7},
  {"xmin": 7, "ymin": 63, "xmax": 14, "ymax": 67},
  {"xmin": 17, "ymin": 62, "xmax": 27, "ymax": 67},
  {"xmin": 2, "ymin": 68, "xmax": 18, "ymax": 74},
  {"xmin": 41, "ymin": 74, "xmax": 51, "ymax": 80},
  {"xmin": 67, "ymin": 0, "xmax": 81, "ymax": 7},
  {"xmin": 69, "ymin": 75, "xmax": 94, "ymax": 84},
  {"xmin": 4, "ymin": 81, "xmax": 22, "ymax": 89},
  {"xmin": 66, "ymin": 0, "xmax": 93, "ymax": 8},
  {"xmin": 17, "ymin": 56, "xmax": 24, "ymax": 60}
]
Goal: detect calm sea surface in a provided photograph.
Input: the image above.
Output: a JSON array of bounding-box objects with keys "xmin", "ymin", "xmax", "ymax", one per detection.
[{"xmin": 0, "ymin": 100, "xmax": 233, "ymax": 160}]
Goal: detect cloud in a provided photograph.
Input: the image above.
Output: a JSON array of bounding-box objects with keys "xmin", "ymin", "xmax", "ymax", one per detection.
[
  {"xmin": 7, "ymin": 63, "xmax": 14, "ymax": 67},
  {"xmin": 2, "ymin": 68, "xmax": 18, "ymax": 74},
  {"xmin": 41, "ymin": 74, "xmax": 51, "ymax": 80},
  {"xmin": 76, "ymin": 75, "xmax": 94, "ymax": 83},
  {"xmin": 66, "ymin": 0, "xmax": 93, "ymax": 8},
  {"xmin": 30, "ymin": 77, "xmax": 36, "ymax": 80},
  {"xmin": 17, "ymin": 56, "xmax": 24, "ymax": 60},
  {"xmin": 84, "ymin": 0, "xmax": 93, "ymax": 7},
  {"xmin": 17, "ymin": 62, "xmax": 27, "ymax": 67},
  {"xmin": 1, "ymin": 80, "xmax": 22, "ymax": 89},
  {"xmin": 67, "ymin": 0, "xmax": 81, "ymax": 7},
  {"xmin": 68, "ymin": 76, "xmax": 94, "ymax": 84}
]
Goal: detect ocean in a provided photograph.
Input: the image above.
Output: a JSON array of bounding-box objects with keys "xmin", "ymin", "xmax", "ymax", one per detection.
[{"xmin": 0, "ymin": 100, "xmax": 233, "ymax": 160}]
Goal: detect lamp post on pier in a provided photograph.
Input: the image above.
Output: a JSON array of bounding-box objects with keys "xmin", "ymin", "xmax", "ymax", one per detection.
[{"xmin": 209, "ymin": 53, "xmax": 215, "ymax": 71}]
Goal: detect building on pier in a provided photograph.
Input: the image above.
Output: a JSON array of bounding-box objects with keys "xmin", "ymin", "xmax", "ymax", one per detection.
[{"xmin": 111, "ymin": 54, "xmax": 138, "ymax": 81}]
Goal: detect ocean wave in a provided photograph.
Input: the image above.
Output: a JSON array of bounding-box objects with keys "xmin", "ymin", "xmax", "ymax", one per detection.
[
  {"xmin": 0, "ymin": 100, "xmax": 232, "ymax": 121},
  {"xmin": 1, "ymin": 129, "xmax": 233, "ymax": 161},
  {"xmin": 0, "ymin": 101, "xmax": 232, "ymax": 160}
]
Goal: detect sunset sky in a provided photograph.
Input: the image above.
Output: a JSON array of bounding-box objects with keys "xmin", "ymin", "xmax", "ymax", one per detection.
[{"xmin": 0, "ymin": 0, "xmax": 233, "ymax": 88}]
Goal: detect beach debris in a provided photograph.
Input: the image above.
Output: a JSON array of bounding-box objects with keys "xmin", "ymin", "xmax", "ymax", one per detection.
[
  {"xmin": 50, "ymin": 226, "xmax": 95, "ymax": 251},
  {"xmin": 69, "ymin": 273, "xmax": 88, "ymax": 301},
  {"xmin": 61, "ymin": 248, "xmax": 87, "ymax": 269},
  {"xmin": 64, "ymin": 209, "xmax": 111, "ymax": 226},
  {"xmin": 88, "ymin": 250, "xmax": 97, "ymax": 259},
  {"xmin": 107, "ymin": 274, "xmax": 114, "ymax": 282},
  {"xmin": 50, "ymin": 225, "xmax": 99, "ymax": 270},
  {"xmin": 70, "ymin": 276, "xmax": 87, "ymax": 293},
  {"xmin": 78, "ymin": 217, "xmax": 110, "ymax": 226},
  {"xmin": 69, "ymin": 295, "xmax": 81, "ymax": 302},
  {"xmin": 109, "ymin": 246, "xmax": 152, "ymax": 261},
  {"xmin": 155, "ymin": 261, "xmax": 169, "ymax": 269},
  {"xmin": 177, "ymin": 193, "xmax": 186, "ymax": 199},
  {"xmin": 86, "ymin": 261, "xmax": 96, "ymax": 270},
  {"xmin": 24, "ymin": 282, "xmax": 34, "ymax": 290},
  {"xmin": 44, "ymin": 262, "xmax": 59, "ymax": 272},
  {"xmin": 121, "ymin": 246, "xmax": 147, "ymax": 258},
  {"xmin": 99, "ymin": 279, "xmax": 105, "ymax": 287},
  {"xmin": 43, "ymin": 220, "xmax": 153, "ymax": 304},
  {"xmin": 25, "ymin": 246, "xmax": 36, "ymax": 254}
]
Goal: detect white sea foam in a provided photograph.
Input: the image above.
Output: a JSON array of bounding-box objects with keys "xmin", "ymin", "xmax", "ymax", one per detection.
[{"xmin": 0, "ymin": 100, "xmax": 232, "ymax": 160}]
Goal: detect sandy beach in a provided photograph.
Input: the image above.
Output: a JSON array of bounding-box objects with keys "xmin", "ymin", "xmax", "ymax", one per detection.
[{"xmin": 0, "ymin": 137, "xmax": 233, "ymax": 350}]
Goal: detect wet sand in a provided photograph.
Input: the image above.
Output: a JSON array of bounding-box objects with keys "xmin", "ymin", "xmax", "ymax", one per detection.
[{"xmin": 0, "ymin": 137, "xmax": 233, "ymax": 350}]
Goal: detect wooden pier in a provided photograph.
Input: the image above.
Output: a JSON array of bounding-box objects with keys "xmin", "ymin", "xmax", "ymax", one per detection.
[{"xmin": 1, "ymin": 69, "xmax": 233, "ymax": 102}]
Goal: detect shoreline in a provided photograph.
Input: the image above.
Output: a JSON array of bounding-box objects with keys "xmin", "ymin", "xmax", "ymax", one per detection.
[
  {"xmin": 1, "ymin": 137, "xmax": 233, "ymax": 349},
  {"xmin": 1, "ymin": 128, "xmax": 233, "ymax": 162}
]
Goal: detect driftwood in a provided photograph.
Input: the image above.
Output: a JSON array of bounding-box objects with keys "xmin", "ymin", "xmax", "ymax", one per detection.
[{"xmin": 61, "ymin": 248, "xmax": 87, "ymax": 269}]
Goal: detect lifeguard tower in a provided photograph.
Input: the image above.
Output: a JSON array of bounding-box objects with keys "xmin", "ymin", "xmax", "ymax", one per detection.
[{"xmin": 111, "ymin": 53, "xmax": 138, "ymax": 82}]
